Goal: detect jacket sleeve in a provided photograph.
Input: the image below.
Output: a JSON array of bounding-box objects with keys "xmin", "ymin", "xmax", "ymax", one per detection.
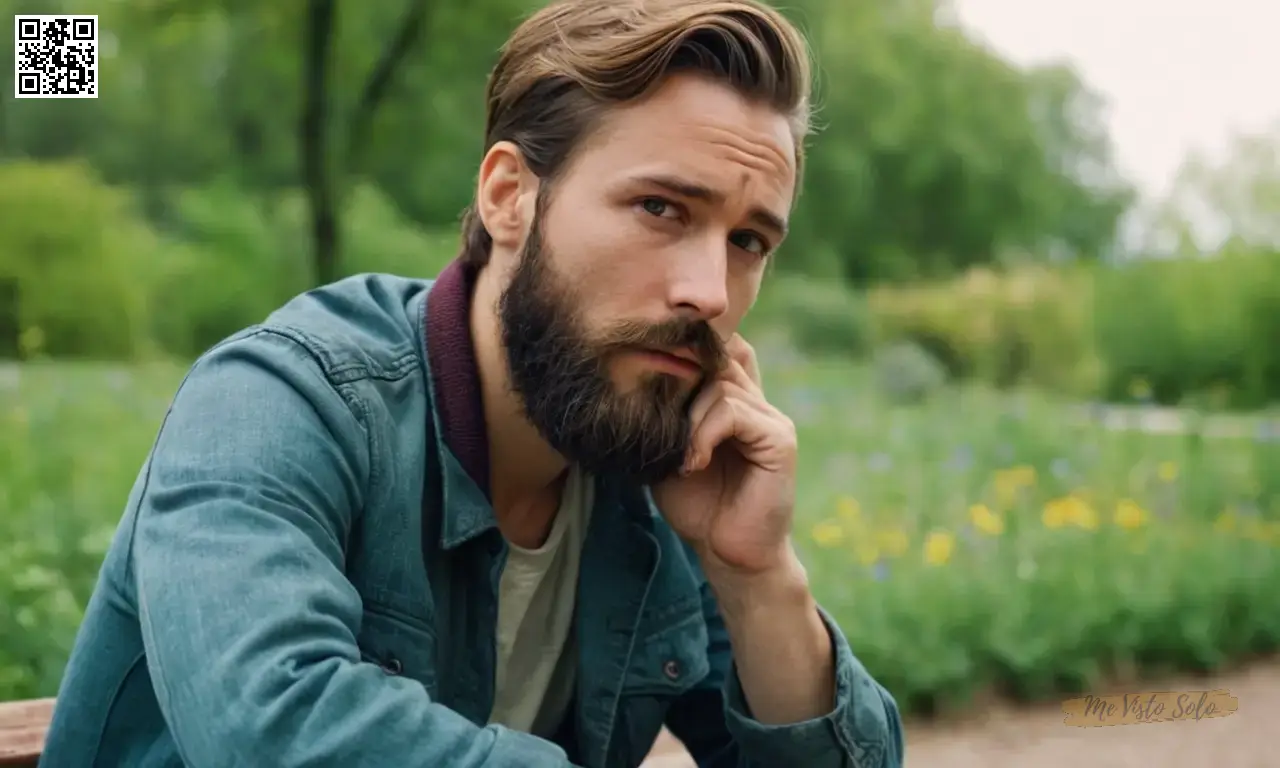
[
  {"xmin": 662, "ymin": 574, "xmax": 905, "ymax": 768},
  {"xmin": 130, "ymin": 330, "xmax": 576, "ymax": 767}
]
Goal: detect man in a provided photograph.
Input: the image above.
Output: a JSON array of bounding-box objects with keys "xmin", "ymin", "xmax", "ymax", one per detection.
[{"xmin": 42, "ymin": 0, "xmax": 904, "ymax": 766}]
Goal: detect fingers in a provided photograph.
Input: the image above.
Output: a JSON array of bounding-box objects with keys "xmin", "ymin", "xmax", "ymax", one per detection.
[
  {"xmin": 683, "ymin": 379, "xmax": 790, "ymax": 474},
  {"xmin": 725, "ymin": 334, "xmax": 762, "ymax": 390}
]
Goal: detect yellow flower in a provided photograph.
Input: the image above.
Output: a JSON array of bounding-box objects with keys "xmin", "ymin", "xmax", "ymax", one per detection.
[
  {"xmin": 1242, "ymin": 517, "xmax": 1270, "ymax": 543},
  {"xmin": 968, "ymin": 503, "xmax": 1004, "ymax": 535},
  {"xmin": 836, "ymin": 496, "xmax": 861, "ymax": 523},
  {"xmin": 1042, "ymin": 500, "xmax": 1068, "ymax": 529},
  {"xmin": 810, "ymin": 521, "xmax": 844, "ymax": 548},
  {"xmin": 876, "ymin": 527, "xmax": 910, "ymax": 557},
  {"xmin": 1214, "ymin": 509, "xmax": 1237, "ymax": 533},
  {"xmin": 994, "ymin": 465, "xmax": 1037, "ymax": 506},
  {"xmin": 1157, "ymin": 461, "xmax": 1178, "ymax": 482},
  {"xmin": 1043, "ymin": 495, "xmax": 1094, "ymax": 529},
  {"xmin": 923, "ymin": 530, "xmax": 955, "ymax": 566},
  {"xmin": 855, "ymin": 540, "xmax": 881, "ymax": 566},
  {"xmin": 1072, "ymin": 501, "xmax": 1099, "ymax": 530},
  {"xmin": 1114, "ymin": 499, "xmax": 1147, "ymax": 530}
]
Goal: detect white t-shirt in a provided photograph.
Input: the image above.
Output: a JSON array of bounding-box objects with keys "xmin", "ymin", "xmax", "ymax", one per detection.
[{"xmin": 487, "ymin": 464, "xmax": 594, "ymax": 737}]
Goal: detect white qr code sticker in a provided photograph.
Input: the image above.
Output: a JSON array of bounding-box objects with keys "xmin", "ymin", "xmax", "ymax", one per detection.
[{"xmin": 15, "ymin": 15, "xmax": 98, "ymax": 99}]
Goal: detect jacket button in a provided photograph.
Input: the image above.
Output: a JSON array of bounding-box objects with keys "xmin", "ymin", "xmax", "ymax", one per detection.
[
  {"xmin": 662, "ymin": 659, "xmax": 681, "ymax": 680},
  {"xmin": 382, "ymin": 657, "xmax": 403, "ymax": 675}
]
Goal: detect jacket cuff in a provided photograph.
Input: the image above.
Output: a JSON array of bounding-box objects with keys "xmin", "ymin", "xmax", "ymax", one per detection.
[{"xmin": 721, "ymin": 605, "xmax": 903, "ymax": 767}]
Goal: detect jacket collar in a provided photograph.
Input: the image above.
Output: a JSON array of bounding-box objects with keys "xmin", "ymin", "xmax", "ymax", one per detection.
[{"xmin": 423, "ymin": 258, "xmax": 496, "ymax": 548}]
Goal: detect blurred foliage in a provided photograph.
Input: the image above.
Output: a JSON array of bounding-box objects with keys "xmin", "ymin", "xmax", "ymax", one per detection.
[
  {"xmin": 865, "ymin": 245, "xmax": 1280, "ymax": 411},
  {"xmin": 872, "ymin": 341, "xmax": 948, "ymax": 405},
  {"xmin": 867, "ymin": 264, "xmax": 1101, "ymax": 395},
  {"xmin": 0, "ymin": 161, "xmax": 160, "ymax": 360},
  {"xmin": 0, "ymin": 0, "xmax": 1132, "ymax": 292},
  {"xmin": 1094, "ymin": 244, "xmax": 1280, "ymax": 410}
]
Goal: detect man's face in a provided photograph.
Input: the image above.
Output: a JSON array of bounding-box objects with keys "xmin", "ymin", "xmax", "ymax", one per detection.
[{"xmin": 498, "ymin": 73, "xmax": 796, "ymax": 484}]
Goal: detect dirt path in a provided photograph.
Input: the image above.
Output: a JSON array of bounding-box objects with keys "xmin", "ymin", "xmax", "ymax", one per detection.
[{"xmin": 644, "ymin": 659, "xmax": 1280, "ymax": 767}]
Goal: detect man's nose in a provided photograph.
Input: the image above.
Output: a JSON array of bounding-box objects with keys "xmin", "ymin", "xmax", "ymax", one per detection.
[{"xmin": 665, "ymin": 239, "xmax": 729, "ymax": 321}]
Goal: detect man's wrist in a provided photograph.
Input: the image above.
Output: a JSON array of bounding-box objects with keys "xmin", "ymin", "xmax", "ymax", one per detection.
[{"xmin": 703, "ymin": 546, "xmax": 813, "ymax": 622}]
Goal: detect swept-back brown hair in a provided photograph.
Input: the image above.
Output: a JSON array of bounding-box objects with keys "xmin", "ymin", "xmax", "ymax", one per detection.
[{"xmin": 458, "ymin": 0, "xmax": 815, "ymax": 267}]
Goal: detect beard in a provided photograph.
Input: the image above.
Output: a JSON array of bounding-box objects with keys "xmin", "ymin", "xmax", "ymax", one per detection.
[{"xmin": 497, "ymin": 208, "xmax": 727, "ymax": 485}]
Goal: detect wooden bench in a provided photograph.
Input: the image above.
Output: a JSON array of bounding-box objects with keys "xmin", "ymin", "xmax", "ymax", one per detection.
[
  {"xmin": 0, "ymin": 698, "xmax": 692, "ymax": 766},
  {"xmin": 0, "ymin": 699, "xmax": 52, "ymax": 767}
]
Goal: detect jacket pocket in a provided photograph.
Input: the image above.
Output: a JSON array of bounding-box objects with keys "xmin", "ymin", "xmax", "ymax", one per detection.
[
  {"xmin": 618, "ymin": 606, "xmax": 711, "ymax": 765},
  {"xmin": 356, "ymin": 601, "xmax": 437, "ymax": 696}
]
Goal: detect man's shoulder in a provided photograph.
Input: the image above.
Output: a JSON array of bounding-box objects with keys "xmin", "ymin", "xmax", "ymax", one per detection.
[{"xmin": 239, "ymin": 272, "xmax": 435, "ymax": 384}]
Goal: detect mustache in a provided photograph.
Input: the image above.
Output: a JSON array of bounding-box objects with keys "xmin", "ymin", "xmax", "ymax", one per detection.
[{"xmin": 599, "ymin": 318, "xmax": 728, "ymax": 373}]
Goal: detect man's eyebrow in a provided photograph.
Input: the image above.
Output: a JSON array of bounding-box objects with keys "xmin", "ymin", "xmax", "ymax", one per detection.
[{"xmin": 633, "ymin": 173, "xmax": 789, "ymax": 239}]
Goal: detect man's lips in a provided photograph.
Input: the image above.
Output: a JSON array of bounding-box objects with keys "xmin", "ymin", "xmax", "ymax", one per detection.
[{"xmin": 631, "ymin": 346, "xmax": 702, "ymax": 377}]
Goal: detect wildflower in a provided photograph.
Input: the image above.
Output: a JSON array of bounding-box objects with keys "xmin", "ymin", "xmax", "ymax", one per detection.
[
  {"xmin": 923, "ymin": 530, "xmax": 955, "ymax": 566},
  {"xmin": 1157, "ymin": 461, "xmax": 1178, "ymax": 482},
  {"xmin": 1042, "ymin": 500, "xmax": 1068, "ymax": 529},
  {"xmin": 968, "ymin": 503, "xmax": 1004, "ymax": 536},
  {"xmin": 1042, "ymin": 495, "xmax": 1092, "ymax": 529},
  {"xmin": 995, "ymin": 465, "xmax": 1036, "ymax": 506},
  {"xmin": 1071, "ymin": 501, "xmax": 1099, "ymax": 530},
  {"xmin": 1113, "ymin": 499, "xmax": 1147, "ymax": 530},
  {"xmin": 1214, "ymin": 509, "xmax": 1237, "ymax": 534},
  {"xmin": 876, "ymin": 527, "xmax": 910, "ymax": 557},
  {"xmin": 810, "ymin": 521, "xmax": 844, "ymax": 548},
  {"xmin": 1241, "ymin": 517, "xmax": 1270, "ymax": 543},
  {"xmin": 871, "ymin": 561, "xmax": 890, "ymax": 582},
  {"xmin": 946, "ymin": 445, "xmax": 974, "ymax": 472},
  {"xmin": 836, "ymin": 496, "xmax": 861, "ymax": 523},
  {"xmin": 855, "ymin": 540, "xmax": 881, "ymax": 566}
]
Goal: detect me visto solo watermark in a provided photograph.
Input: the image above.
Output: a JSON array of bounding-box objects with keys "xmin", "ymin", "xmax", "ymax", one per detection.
[{"xmin": 1061, "ymin": 689, "xmax": 1239, "ymax": 727}]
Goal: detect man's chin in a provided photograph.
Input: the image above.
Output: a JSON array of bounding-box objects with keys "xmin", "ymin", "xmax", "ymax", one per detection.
[{"xmin": 559, "ymin": 436, "xmax": 688, "ymax": 486}]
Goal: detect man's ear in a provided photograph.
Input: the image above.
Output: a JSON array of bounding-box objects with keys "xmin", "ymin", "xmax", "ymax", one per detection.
[{"xmin": 476, "ymin": 141, "xmax": 538, "ymax": 253}]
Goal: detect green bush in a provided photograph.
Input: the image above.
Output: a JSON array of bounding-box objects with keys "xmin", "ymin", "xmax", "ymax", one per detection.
[
  {"xmin": 873, "ymin": 340, "xmax": 948, "ymax": 405},
  {"xmin": 152, "ymin": 183, "xmax": 462, "ymax": 358},
  {"xmin": 150, "ymin": 183, "xmax": 312, "ymax": 358},
  {"xmin": 0, "ymin": 161, "xmax": 161, "ymax": 360},
  {"xmin": 746, "ymin": 273, "xmax": 874, "ymax": 358},
  {"xmin": 1094, "ymin": 245, "xmax": 1280, "ymax": 409},
  {"xmin": 867, "ymin": 265, "xmax": 1100, "ymax": 395}
]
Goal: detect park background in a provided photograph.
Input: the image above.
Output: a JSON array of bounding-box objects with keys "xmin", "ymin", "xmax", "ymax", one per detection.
[{"xmin": 2, "ymin": 0, "xmax": 1280, "ymax": 762}]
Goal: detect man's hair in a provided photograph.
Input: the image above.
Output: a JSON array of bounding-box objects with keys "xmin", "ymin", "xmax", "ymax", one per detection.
[{"xmin": 458, "ymin": 0, "xmax": 815, "ymax": 268}]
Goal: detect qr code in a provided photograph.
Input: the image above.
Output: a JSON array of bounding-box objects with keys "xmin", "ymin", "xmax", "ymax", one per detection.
[{"xmin": 15, "ymin": 15, "xmax": 98, "ymax": 99}]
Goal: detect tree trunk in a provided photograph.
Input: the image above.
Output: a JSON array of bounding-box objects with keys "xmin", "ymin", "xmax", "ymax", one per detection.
[{"xmin": 301, "ymin": 0, "xmax": 338, "ymax": 286}]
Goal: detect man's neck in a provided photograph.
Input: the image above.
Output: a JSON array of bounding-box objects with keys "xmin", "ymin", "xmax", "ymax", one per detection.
[{"xmin": 470, "ymin": 263, "xmax": 571, "ymax": 548}]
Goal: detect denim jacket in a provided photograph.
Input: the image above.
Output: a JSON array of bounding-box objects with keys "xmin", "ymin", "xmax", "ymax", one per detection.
[{"xmin": 41, "ymin": 262, "xmax": 905, "ymax": 768}]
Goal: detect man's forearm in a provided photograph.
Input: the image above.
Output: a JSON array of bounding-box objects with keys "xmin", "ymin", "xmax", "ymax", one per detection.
[{"xmin": 706, "ymin": 551, "xmax": 837, "ymax": 725}]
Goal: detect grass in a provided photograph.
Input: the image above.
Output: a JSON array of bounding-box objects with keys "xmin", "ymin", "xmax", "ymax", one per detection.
[
  {"xmin": 762, "ymin": 346, "xmax": 1280, "ymax": 717},
  {"xmin": 3, "ymin": 354, "xmax": 1280, "ymax": 718}
]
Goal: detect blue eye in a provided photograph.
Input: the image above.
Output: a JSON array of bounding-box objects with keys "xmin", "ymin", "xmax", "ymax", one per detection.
[
  {"xmin": 730, "ymin": 230, "xmax": 769, "ymax": 256},
  {"xmin": 639, "ymin": 197, "xmax": 678, "ymax": 218}
]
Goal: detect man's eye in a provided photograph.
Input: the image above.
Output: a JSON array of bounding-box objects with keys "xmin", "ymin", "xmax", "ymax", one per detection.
[
  {"xmin": 730, "ymin": 230, "xmax": 769, "ymax": 256},
  {"xmin": 639, "ymin": 197, "xmax": 678, "ymax": 219}
]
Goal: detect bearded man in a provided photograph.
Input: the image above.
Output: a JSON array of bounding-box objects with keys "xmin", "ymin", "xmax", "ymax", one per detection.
[{"xmin": 43, "ymin": 1, "xmax": 904, "ymax": 766}]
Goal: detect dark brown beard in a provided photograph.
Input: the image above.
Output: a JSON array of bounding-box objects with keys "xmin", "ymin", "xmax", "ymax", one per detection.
[{"xmin": 498, "ymin": 203, "xmax": 727, "ymax": 485}]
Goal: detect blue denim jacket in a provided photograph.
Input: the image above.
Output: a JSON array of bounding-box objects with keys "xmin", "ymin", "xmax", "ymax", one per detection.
[{"xmin": 42, "ymin": 263, "xmax": 904, "ymax": 768}]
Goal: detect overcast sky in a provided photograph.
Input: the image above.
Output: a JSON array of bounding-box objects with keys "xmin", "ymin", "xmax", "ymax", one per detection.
[{"xmin": 950, "ymin": 0, "xmax": 1280, "ymax": 203}]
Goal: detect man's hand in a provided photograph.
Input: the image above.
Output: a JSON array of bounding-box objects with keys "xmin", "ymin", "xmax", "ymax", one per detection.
[
  {"xmin": 652, "ymin": 334, "xmax": 797, "ymax": 580},
  {"xmin": 652, "ymin": 335, "xmax": 836, "ymax": 726}
]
